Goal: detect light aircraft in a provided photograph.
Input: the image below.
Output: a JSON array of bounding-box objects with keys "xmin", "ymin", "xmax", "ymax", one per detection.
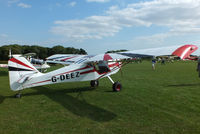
[
  {"xmin": 0, "ymin": 51, "xmax": 50, "ymax": 71},
  {"xmin": 0, "ymin": 60, "xmax": 50, "ymax": 71},
  {"xmin": 23, "ymin": 53, "xmax": 50, "ymax": 71},
  {"xmin": 185, "ymin": 55, "xmax": 198, "ymax": 61},
  {"xmin": 119, "ymin": 44, "xmax": 198, "ymax": 60},
  {"xmin": 9, "ymin": 53, "xmax": 130, "ymax": 98},
  {"xmin": 8, "ymin": 44, "xmax": 197, "ymax": 98}
]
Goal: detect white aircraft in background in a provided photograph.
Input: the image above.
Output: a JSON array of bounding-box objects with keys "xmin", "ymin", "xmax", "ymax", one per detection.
[
  {"xmin": 7, "ymin": 44, "xmax": 198, "ymax": 98},
  {"xmin": 24, "ymin": 53, "xmax": 50, "ymax": 72},
  {"xmin": 0, "ymin": 51, "xmax": 50, "ymax": 71}
]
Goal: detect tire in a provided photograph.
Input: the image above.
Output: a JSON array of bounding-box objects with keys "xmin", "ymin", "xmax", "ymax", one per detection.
[
  {"xmin": 112, "ymin": 82, "xmax": 122, "ymax": 92},
  {"xmin": 90, "ymin": 80, "xmax": 99, "ymax": 88},
  {"xmin": 15, "ymin": 93, "xmax": 21, "ymax": 98}
]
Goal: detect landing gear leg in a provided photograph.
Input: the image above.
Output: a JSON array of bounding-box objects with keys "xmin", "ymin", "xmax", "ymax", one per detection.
[{"xmin": 107, "ymin": 76, "xmax": 122, "ymax": 92}]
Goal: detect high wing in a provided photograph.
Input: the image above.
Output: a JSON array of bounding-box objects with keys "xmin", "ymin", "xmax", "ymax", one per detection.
[
  {"xmin": 46, "ymin": 53, "xmax": 130, "ymax": 65},
  {"xmin": 119, "ymin": 44, "xmax": 198, "ymax": 60},
  {"xmin": 87, "ymin": 53, "xmax": 130, "ymax": 62},
  {"xmin": 46, "ymin": 44, "xmax": 197, "ymax": 65},
  {"xmin": 46, "ymin": 54, "xmax": 90, "ymax": 64}
]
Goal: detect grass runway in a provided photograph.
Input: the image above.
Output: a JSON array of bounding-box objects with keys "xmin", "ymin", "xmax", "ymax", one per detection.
[{"xmin": 0, "ymin": 61, "xmax": 200, "ymax": 134}]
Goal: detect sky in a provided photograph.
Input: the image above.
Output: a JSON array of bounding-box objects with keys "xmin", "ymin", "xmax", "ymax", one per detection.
[{"xmin": 1, "ymin": 0, "xmax": 200, "ymax": 54}]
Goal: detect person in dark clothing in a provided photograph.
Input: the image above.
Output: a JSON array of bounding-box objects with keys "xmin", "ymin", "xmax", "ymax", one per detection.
[
  {"xmin": 161, "ymin": 58, "xmax": 165, "ymax": 65},
  {"xmin": 152, "ymin": 58, "xmax": 156, "ymax": 70},
  {"xmin": 197, "ymin": 57, "xmax": 200, "ymax": 77}
]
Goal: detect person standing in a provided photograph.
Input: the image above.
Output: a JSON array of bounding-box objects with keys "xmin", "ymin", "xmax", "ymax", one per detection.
[
  {"xmin": 161, "ymin": 58, "xmax": 165, "ymax": 65},
  {"xmin": 152, "ymin": 58, "xmax": 156, "ymax": 70},
  {"xmin": 197, "ymin": 57, "xmax": 200, "ymax": 77}
]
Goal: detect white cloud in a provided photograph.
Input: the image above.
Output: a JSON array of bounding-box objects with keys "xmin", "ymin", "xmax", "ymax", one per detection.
[
  {"xmin": 107, "ymin": 0, "xmax": 200, "ymax": 30},
  {"xmin": 86, "ymin": 0, "xmax": 110, "ymax": 3},
  {"xmin": 0, "ymin": 34, "xmax": 8, "ymax": 38},
  {"xmin": 17, "ymin": 2, "xmax": 31, "ymax": 8},
  {"xmin": 56, "ymin": 3, "xmax": 61, "ymax": 7},
  {"xmin": 134, "ymin": 33, "xmax": 169, "ymax": 45},
  {"xmin": 7, "ymin": 0, "xmax": 19, "ymax": 6},
  {"xmin": 69, "ymin": 1, "xmax": 76, "ymax": 7},
  {"xmin": 50, "ymin": 16, "xmax": 121, "ymax": 40},
  {"xmin": 51, "ymin": 0, "xmax": 200, "ymax": 41}
]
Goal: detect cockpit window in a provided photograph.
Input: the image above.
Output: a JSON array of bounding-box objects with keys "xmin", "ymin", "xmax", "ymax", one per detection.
[{"xmin": 93, "ymin": 61, "xmax": 110, "ymax": 74}]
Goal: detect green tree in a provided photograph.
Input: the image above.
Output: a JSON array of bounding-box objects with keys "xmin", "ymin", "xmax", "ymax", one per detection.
[{"xmin": 0, "ymin": 44, "xmax": 87, "ymax": 61}]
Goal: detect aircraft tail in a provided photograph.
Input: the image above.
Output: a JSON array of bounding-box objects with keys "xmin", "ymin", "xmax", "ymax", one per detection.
[
  {"xmin": 172, "ymin": 44, "xmax": 198, "ymax": 59},
  {"xmin": 8, "ymin": 56, "xmax": 39, "ymax": 91}
]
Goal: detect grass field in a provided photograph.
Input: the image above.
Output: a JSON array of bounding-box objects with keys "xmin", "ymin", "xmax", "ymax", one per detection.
[{"xmin": 0, "ymin": 61, "xmax": 200, "ymax": 134}]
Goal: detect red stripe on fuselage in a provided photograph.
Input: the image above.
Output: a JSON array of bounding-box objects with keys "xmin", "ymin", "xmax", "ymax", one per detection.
[
  {"xmin": 26, "ymin": 79, "xmax": 51, "ymax": 87},
  {"xmin": 80, "ymin": 62, "xmax": 120, "ymax": 75},
  {"xmin": 108, "ymin": 62, "xmax": 120, "ymax": 68},
  {"xmin": 80, "ymin": 69, "xmax": 95, "ymax": 75},
  {"xmin": 32, "ymin": 79, "xmax": 51, "ymax": 85},
  {"xmin": 53, "ymin": 65, "xmax": 91, "ymax": 76},
  {"xmin": 9, "ymin": 58, "xmax": 35, "ymax": 70}
]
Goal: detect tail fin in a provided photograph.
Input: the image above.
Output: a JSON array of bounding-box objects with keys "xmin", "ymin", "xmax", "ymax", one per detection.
[
  {"xmin": 172, "ymin": 44, "xmax": 198, "ymax": 59},
  {"xmin": 8, "ymin": 56, "xmax": 39, "ymax": 91}
]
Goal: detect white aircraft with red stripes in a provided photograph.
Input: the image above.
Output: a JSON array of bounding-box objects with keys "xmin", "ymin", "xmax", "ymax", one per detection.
[
  {"xmin": 8, "ymin": 44, "xmax": 197, "ymax": 98},
  {"xmin": 8, "ymin": 53, "xmax": 130, "ymax": 98},
  {"xmin": 0, "ymin": 51, "xmax": 50, "ymax": 71}
]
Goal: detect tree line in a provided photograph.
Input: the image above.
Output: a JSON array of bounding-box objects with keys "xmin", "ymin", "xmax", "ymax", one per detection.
[
  {"xmin": 106, "ymin": 49, "xmax": 128, "ymax": 53},
  {"xmin": 0, "ymin": 44, "xmax": 87, "ymax": 61}
]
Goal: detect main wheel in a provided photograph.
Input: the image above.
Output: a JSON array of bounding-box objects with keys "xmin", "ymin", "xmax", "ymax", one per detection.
[
  {"xmin": 112, "ymin": 82, "xmax": 122, "ymax": 92},
  {"xmin": 90, "ymin": 80, "xmax": 99, "ymax": 88}
]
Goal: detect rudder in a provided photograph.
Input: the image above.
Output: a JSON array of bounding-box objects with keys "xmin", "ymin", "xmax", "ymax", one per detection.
[{"xmin": 8, "ymin": 56, "xmax": 39, "ymax": 91}]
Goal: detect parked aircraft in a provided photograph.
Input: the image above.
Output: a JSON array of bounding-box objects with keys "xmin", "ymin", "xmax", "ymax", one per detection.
[
  {"xmin": 119, "ymin": 44, "xmax": 198, "ymax": 60},
  {"xmin": 7, "ymin": 44, "xmax": 198, "ymax": 98},
  {"xmin": 8, "ymin": 53, "xmax": 130, "ymax": 98},
  {"xmin": 0, "ymin": 52, "xmax": 50, "ymax": 71}
]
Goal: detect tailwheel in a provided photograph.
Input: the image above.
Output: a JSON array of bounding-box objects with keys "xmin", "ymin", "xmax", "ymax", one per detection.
[
  {"xmin": 90, "ymin": 80, "xmax": 99, "ymax": 88},
  {"xmin": 112, "ymin": 82, "xmax": 122, "ymax": 92},
  {"xmin": 15, "ymin": 93, "xmax": 21, "ymax": 98}
]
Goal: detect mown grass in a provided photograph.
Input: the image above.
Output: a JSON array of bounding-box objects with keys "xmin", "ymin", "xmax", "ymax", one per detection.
[{"xmin": 0, "ymin": 61, "xmax": 200, "ymax": 134}]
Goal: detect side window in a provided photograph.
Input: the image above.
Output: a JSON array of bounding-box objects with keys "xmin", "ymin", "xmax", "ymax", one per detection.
[{"xmin": 97, "ymin": 61, "xmax": 110, "ymax": 73}]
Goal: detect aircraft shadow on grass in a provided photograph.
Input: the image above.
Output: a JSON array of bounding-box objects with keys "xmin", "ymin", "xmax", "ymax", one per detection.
[
  {"xmin": 167, "ymin": 83, "xmax": 200, "ymax": 87},
  {"xmin": 22, "ymin": 86, "xmax": 117, "ymax": 122},
  {"xmin": 0, "ymin": 95, "xmax": 5, "ymax": 104}
]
